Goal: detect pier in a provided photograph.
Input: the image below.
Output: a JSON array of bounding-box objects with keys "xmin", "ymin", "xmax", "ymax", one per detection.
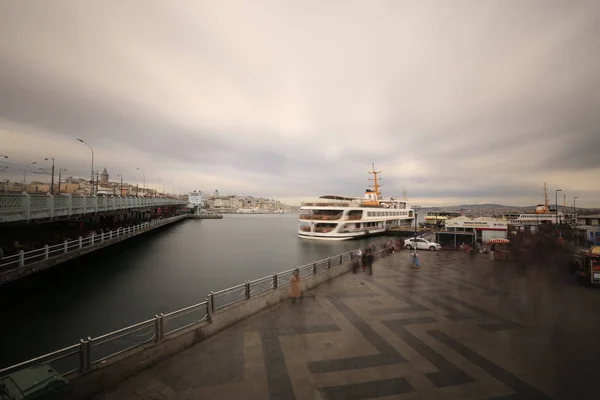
[
  {"xmin": 0, "ymin": 214, "xmax": 188, "ymax": 285},
  {"xmin": 2, "ymin": 246, "xmax": 598, "ymax": 399}
]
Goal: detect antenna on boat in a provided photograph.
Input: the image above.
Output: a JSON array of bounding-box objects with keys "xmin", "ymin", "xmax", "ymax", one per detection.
[{"xmin": 368, "ymin": 163, "xmax": 382, "ymax": 199}]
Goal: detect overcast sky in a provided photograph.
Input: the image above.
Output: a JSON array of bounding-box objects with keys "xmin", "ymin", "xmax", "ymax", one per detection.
[{"xmin": 1, "ymin": 1, "xmax": 599, "ymax": 207}]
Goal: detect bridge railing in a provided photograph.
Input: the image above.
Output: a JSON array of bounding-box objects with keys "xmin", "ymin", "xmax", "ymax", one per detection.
[
  {"xmin": 0, "ymin": 193, "xmax": 187, "ymax": 223},
  {"xmin": 0, "ymin": 246, "xmax": 389, "ymax": 378},
  {"xmin": 0, "ymin": 215, "xmax": 187, "ymax": 273}
]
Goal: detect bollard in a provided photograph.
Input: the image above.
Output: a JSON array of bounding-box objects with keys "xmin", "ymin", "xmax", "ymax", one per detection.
[
  {"xmin": 79, "ymin": 337, "xmax": 92, "ymax": 373},
  {"xmin": 63, "ymin": 240, "xmax": 68, "ymax": 254},
  {"xmin": 78, "ymin": 236, "xmax": 83, "ymax": 249},
  {"xmin": 44, "ymin": 245, "xmax": 49, "ymax": 260},
  {"xmin": 19, "ymin": 250, "xmax": 25, "ymax": 267},
  {"xmin": 272, "ymin": 273, "xmax": 278, "ymax": 289},
  {"xmin": 312, "ymin": 262, "xmax": 317, "ymax": 275},
  {"xmin": 154, "ymin": 314, "xmax": 165, "ymax": 343},
  {"xmin": 245, "ymin": 281, "xmax": 251, "ymax": 300}
]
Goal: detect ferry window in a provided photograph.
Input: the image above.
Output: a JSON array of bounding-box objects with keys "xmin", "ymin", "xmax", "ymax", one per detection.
[{"xmin": 367, "ymin": 212, "xmax": 372, "ymax": 217}]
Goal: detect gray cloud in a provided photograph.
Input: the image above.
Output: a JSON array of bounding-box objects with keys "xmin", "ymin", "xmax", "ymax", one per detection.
[{"xmin": 1, "ymin": 0, "xmax": 599, "ymax": 206}]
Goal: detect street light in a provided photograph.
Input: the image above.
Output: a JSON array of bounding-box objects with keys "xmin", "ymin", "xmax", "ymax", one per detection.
[
  {"xmin": 117, "ymin": 174, "xmax": 124, "ymax": 196},
  {"xmin": 136, "ymin": 167, "xmax": 145, "ymax": 195},
  {"xmin": 77, "ymin": 139, "xmax": 95, "ymax": 194},
  {"xmin": 44, "ymin": 157, "xmax": 55, "ymax": 194},
  {"xmin": 57, "ymin": 168, "xmax": 67, "ymax": 194},
  {"xmin": 23, "ymin": 161, "xmax": 37, "ymax": 188},
  {"xmin": 413, "ymin": 205, "xmax": 420, "ymax": 259},
  {"xmin": 555, "ymin": 189, "xmax": 562, "ymax": 225},
  {"xmin": 574, "ymin": 196, "xmax": 579, "ymax": 225}
]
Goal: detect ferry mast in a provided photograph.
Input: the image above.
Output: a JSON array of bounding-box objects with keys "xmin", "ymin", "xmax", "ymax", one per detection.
[{"xmin": 368, "ymin": 163, "xmax": 382, "ymax": 201}]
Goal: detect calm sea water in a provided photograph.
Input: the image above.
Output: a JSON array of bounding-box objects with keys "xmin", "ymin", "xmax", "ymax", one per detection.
[{"xmin": 0, "ymin": 213, "xmax": 397, "ymax": 368}]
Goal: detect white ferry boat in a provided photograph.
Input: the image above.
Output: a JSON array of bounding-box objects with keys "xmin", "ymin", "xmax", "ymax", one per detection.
[
  {"xmin": 424, "ymin": 211, "xmax": 462, "ymax": 226},
  {"xmin": 298, "ymin": 165, "xmax": 414, "ymax": 240}
]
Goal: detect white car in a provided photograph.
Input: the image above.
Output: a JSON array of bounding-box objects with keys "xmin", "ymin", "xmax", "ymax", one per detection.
[{"xmin": 404, "ymin": 237, "xmax": 442, "ymax": 251}]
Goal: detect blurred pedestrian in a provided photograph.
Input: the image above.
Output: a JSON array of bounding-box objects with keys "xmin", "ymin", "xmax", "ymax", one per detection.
[{"xmin": 290, "ymin": 270, "xmax": 302, "ymax": 304}]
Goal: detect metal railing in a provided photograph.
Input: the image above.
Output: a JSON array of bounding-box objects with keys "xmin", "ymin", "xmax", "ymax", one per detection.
[
  {"xmin": 0, "ymin": 215, "xmax": 188, "ymax": 273},
  {"xmin": 0, "ymin": 193, "xmax": 187, "ymax": 223},
  {"xmin": 0, "ymin": 245, "xmax": 386, "ymax": 378}
]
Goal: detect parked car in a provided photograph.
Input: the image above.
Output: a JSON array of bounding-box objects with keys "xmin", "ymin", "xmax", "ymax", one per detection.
[{"xmin": 404, "ymin": 237, "xmax": 442, "ymax": 251}]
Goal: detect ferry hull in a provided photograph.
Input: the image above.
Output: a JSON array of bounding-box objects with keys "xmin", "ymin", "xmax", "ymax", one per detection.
[{"xmin": 298, "ymin": 229, "xmax": 387, "ymax": 241}]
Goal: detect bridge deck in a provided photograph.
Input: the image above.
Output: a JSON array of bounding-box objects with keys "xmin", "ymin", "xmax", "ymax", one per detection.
[{"xmin": 89, "ymin": 251, "xmax": 600, "ymax": 400}]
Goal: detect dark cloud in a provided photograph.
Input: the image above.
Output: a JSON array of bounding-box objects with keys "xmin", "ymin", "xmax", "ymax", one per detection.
[{"xmin": 1, "ymin": 0, "xmax": 599, "ymax": 206}]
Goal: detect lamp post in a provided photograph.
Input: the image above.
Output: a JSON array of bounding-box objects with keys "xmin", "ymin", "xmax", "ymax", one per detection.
[
  {"xmin": 555, "ymin": 189, "xmax": 562, "ymax": 225},
  {"xmin": 117, "ymin": 174, "xmax": 123, "ymax": 196},
  {"xmin": 44, "ymin": 157, "xmax": 55, "ymax": 194},
  {"xmin": 77, "ymin": 139, "xmax": 95, "ymax": 194},
  {"xmin": 58, "ymin": 168, "xmax": 67, "ymax": 194},
  {"xmin": 136, "ymin": 167, "xmax": 145, "ymax": 196},
  {"xmin": 573, "ymin": 196, "xmax": 579, "ymax": 225},
  {"xmin": 23, "ymin": 161, "xmax": 37, "ymax": 189},
  {"xmin": 413, "ymin": 205, "xmax": 420, "ymax": 258}
]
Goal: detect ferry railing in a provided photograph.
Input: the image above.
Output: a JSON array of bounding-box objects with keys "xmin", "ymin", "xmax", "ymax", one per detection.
[
  {"xmin": 0, "ymin": 215, "xmax": 187, "ymax": 272},
  {"xmin": 0, "ymin": 245, "xmax": 388, "ymax": 378}
]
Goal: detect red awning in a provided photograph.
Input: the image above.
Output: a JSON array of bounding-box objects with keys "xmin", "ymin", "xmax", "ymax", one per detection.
[{"xmin": 488, "ymin": 238, "xmax": 510, "ymax": 244}]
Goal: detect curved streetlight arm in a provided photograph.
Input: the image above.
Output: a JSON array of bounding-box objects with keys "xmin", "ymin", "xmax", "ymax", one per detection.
[{"xmin": 77, "ymin": 139, "xmax": 95, "ymax": 194}]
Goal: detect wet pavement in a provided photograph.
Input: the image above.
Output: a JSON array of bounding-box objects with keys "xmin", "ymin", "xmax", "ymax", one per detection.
[{"xmin": 90, "ymin": 250, "xmax": 600, "ymax": 400}]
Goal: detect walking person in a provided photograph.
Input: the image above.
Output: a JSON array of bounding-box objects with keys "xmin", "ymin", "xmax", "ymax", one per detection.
[
  {"xmin": 366, "ymin": 249, "xmax": 375, "ymax": 275},
  {"xmin": 352, "ymin": 248, "xmax": 362, "ymax": 273},
  {"xmin": 290, "ymin": 270, "xmax": 302, "ymax": 304},
  {"xmin": 411, "ymin": 252, "xmax": 421, "ymax": 269}
]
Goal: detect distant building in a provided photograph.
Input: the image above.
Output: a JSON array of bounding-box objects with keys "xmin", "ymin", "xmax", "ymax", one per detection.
[
  {"xmin": 100, "ymin": 167, "xmax": 109, "ymax": 185},
  {"xmin": 577, "ymin": 215, "xmax": 600, "ymax": 246}
]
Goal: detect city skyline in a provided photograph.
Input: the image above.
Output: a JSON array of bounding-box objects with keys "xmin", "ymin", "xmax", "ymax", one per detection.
[{"xmin": 1, "ymin": 1, "xmax": 599, "ymax": 207}]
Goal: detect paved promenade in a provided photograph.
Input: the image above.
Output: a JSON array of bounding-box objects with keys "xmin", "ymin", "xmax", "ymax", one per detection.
[{"xmin": 91, "ymin": 250, "xmax": 600, "ymax": 400}]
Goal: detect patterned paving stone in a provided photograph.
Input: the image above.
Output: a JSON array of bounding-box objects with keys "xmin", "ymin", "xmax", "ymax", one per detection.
[{"xmin": 91, "ymin": 250, "xmax": 600, "ymax": 400}]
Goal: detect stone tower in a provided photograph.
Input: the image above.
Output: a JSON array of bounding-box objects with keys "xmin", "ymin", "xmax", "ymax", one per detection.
[{"xmin": 100, "ymin": 167, "xmax": 109, "ymax": 184}]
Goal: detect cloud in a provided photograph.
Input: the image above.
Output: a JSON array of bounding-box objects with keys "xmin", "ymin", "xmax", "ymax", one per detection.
[{"xmin": 1, "ymin": 0, "xmax": 599, "ymax": 206}]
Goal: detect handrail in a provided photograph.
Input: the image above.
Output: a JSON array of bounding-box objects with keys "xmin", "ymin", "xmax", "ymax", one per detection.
[
  {"xmin": 0, "ymin": 215, "xmax": 187, "ymax": 272},
  {"xmin": 0, "ymin": 242, "xmax": 389, "ymax": 378}
]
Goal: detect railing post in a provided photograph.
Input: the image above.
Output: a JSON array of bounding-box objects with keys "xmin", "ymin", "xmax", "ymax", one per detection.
[
  {"xmin": 313, "ymin": 262, "xmax": 317, "ymax": 275},
  {"xmin": 65, "ymin": 194, "xmax": 72, "ymax": 216},
  {"xmin": 327, "ymin": 258, "xmax": 331, "ymax": 269},
  {"xmin": 22, "ymin": 192, "xmax": 31, "ymax": 221},
  {"xmin": 339, "ymin": 254, "xmax": 343, "ymax": 265},
  {"xmin": 109, "ymin": 230, "xmax": 113, "ymax": 239},
  {"xmin": 63, "ymin": 240, "xmax": 68, "ymax": 253},
  {"xmin": 209, "ymin": 291, "xmax": 215, "ymax": 314},
  {"xmin": 91, "ymin": 233, "xmax": 95, "ymax": 246},
  {"xmin": 79, "ymin": 337, "xmax": 92, "ymax": 373},
  {"xmin": 272, "ymin": 273, "xmax": 278, "ymax": 289},
  {"xmin": 19, "ymin": 250, "xmax": 25, "ymax": 267},
  {"xmin": 47, "ymin": 193, "xmax": 54, "ymax": 219},
  {"xmin": 78, "ymin": 236, "xmax": 83, "ymax": 249},
  {"xmin": 155, "ymin": 313, "xmax": 164, "ymax": 343},
  {"xmin": 245, "ymin": 281, "xmax": 251, "ymax": 300},
  {"xmin": 100, "ymin": 231, "xmax": 104, "ymax": 242},
  {"xmin": 207, "ymin": 294, "xmax": 213, "ymax": 323},
  {"xmin": 44, "ymin": 245, "xmax": 49, "ymax": 260}
]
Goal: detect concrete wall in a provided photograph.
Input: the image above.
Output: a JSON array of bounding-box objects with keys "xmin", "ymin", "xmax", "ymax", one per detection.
[{"xmin": 68, "ymin": 259, "xmax": 354, "ymax": 399}]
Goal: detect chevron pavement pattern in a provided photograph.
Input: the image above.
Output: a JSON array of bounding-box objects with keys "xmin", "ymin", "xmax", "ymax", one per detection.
[{"xmin": 92, "ymin": 250, "xmax": 600, "ymax": 400}]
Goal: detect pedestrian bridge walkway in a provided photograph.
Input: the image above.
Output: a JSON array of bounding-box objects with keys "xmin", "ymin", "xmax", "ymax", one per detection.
[
  {"xmin": 0, "ymin": 193, "xmax": 187, "ymax": 223},
  {"xmin": 86, "ymin": 251, "xmax": 600, "ymax": 400}
]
